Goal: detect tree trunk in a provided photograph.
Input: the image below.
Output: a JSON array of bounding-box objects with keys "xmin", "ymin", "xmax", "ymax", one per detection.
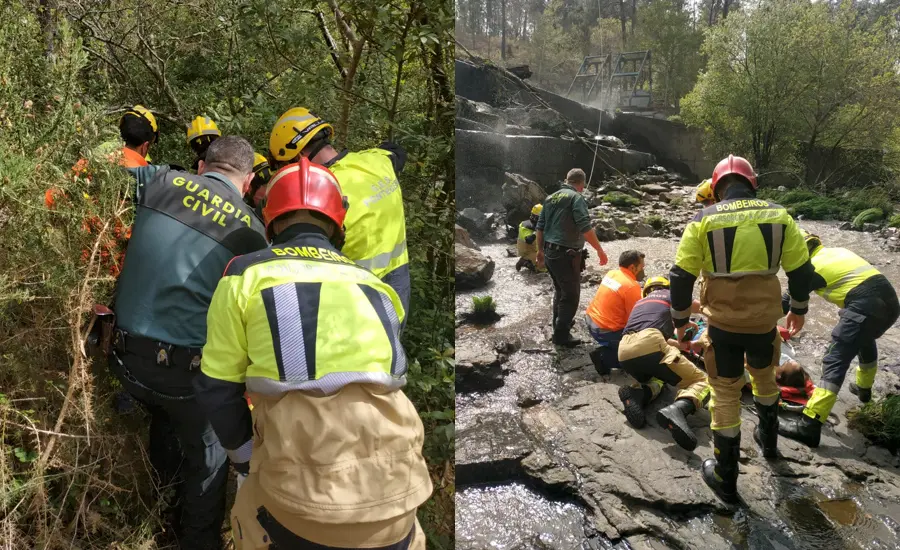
[
  {"xmin": 501, "ymin": 0, "xmax": 507, "ymax": 60},
  {"xmin": 522, "ymin": 8, "xmax": 528, "ymax": 39},
  {"xmin": 631, "ymin": 0, "xmax": 637, "ymax": 36},
  {"xmin": 38, "ymin": 0, "xmax": 58, "ymax": 55},
  {"xmin": 722, "ymin": 0, "xmax": 732, "ymax": 19},
  {"xmin": 619, "ymin": 0, "xmax": 628, "ymax": 49}
]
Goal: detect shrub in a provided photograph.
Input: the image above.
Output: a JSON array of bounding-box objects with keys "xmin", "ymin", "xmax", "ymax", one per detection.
[
  {"xmin": 852, "ymin": 207, "xmax": 884, "ymax": 229},
  {"xmin": 889, "ymin": 214, "xmax": 900, "ymax": 228},
  {"xmin": 603, "ymin": 191, "xmax": 641, "ymax": 207},
  {"xmin": 847, "ymin": 395, "xmax": 900, "ymax": 452},
  {"xmin": 645, "ymin": 215, "xmax": 665, "ymax": 230},
  {"xmin": 467, "ymin": 295, "xmax": 500, "ymax": 325}
]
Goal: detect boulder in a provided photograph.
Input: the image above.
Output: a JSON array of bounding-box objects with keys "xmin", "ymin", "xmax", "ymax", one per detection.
[
  {"xmin": 639, "ymin": 183, "xmax": 669, "ymax": 195},
  {"xmin": 659, "ymin": 192, "xmax": 679, "ymax": 204},
  {"xmin": 594, "ymin": 220, "xmax": 618, "ymax": 242},
  {"xmin": 517, "ymin": 385, "xmax": 543, "ymax": 408},
  {"xmin": 456, "ymin": 243, "xmax": 495, "ymax": 290},
  {"xmin": 594, "ymin": 134, "xmax": 626, "ymax": 149},
  {"xmin": 455, "ymin": 224, "xmax": 479, "ymax": 250},
  {"xmin": 503, "ymin": 106, "xmax": 568, "ymax": 135},
  {"xmin": 646, "ymin": 165, "xmax": 667, "ymax": 175},
  {"xmin": 839, "ymin": 221, "xmax": 853, "ymax": 231},
  {"xmin": 633, "ymin": 223, "xmax": 655, "ymax": 238},
  {"xmin": 862, "ymin": 223, "xmax": 881, "ymax": 233},
  {"xmin": 457, "ymin": 207, "xmax": 494, "ymax": 238},
  {"xmin": 502, "ymin": 173, "xmax": 546, "ymax": 228},
  {"xmin": 457, "ymin": 338, "xmax": 507, "ymax": 393}
]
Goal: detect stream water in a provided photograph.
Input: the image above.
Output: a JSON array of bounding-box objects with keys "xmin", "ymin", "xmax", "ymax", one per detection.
[{"xmin": 456, "ymin": 221, "xmax": 900, "ymax": 550}]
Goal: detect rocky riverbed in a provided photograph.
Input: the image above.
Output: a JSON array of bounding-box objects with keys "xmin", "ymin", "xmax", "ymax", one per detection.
[{"xmin": 455, "ymin": 221, "xmax": 900, "ymax": 550}]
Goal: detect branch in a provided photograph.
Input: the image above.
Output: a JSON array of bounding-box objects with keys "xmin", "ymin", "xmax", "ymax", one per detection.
[
  {"xmin": 326, "ymin": 0, "xmax": 360, "ymax": 50},
  {"xmin": 300, "ymin": 9, "xmax": 346, "ymax": 79}
]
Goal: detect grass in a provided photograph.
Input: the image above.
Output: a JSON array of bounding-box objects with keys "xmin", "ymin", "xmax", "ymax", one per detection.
[
  {"xmin": 889, "ymin": 214, "xmax": 900, "ymax": 228},
  {"xmin": 603, "ymin": 191, "xmax": 641, "ymax": 208},
  {"xmin": 847, "ymin": 395, "xmax": 900, "ymax": 452},
  {"xmin": 852, "ymin": 207, "xmax": 885, "ymax": 229},
  {"xmin": 461, "ymin": 296, "xmax": 501, "ymax": 326}
]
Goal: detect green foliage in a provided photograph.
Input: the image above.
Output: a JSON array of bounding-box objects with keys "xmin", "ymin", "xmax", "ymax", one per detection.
[
  {"xmin": 603, "ymin": 192, "xmax": 641, "ymax": 207},
  {"xmin": 682, "ymin": 0, "xmax": 900, "ymax": 182},
  {"xmin": 759, "ymin": 187, "xmax": 895, "ymax": 221},
  {"xmin": 472, "ymin": 295, "xmax": 497, "ymax": 315},
  {"xmin": 852, "ymin": 208, "xmax": 885, "ymax": 229},
  {"xmin": 645, "ymin": 215, "xmax": 665, "ymax": 230},
  {"xmin": 847, "ymin": 395, "xmax": 900, "ymax": 452},
  {"xmin": 0, "ymin": 0, "xmax": 454, "ymax": 547},
  {"xmin": 889, "ymin": 214, "xmax": 900, "ymax": 228}
]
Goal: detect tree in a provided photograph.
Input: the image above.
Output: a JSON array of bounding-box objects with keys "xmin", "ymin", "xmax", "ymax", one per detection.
[{"xmin": 636, "ymin": 0, "xmax": 703, "ymax": 110}]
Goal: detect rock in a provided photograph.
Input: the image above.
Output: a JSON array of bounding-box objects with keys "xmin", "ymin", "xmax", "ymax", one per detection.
[
  {"xmin": 505, "ymin": 245, "xmax": 517, "ymax": 257},
  {"xmin": 659, "ymin": 192, "xmax": 679, "ymax": 204},
  {"xmin": 778, "ymin": 185, "xmax": 787, "ymax": 192},
  {"xmin": 615, "ymin": 230, "xmax": 631, "ymax": 240},
  {"xmin": 456, "ymin": 338, "xmax": 507, "ymax": 393},
  {"xmin": 455, "ymin": 243, "xmax": 495, "ymax": 290},
  {"xmin": 503, "ymin": 106, "xmax": 568, "ymax": 135},
  {"xmin": 593, "ymin": 134, "xmax": 625, "ymax": 149},
  {"xmin": 517, "ymin": 385, "xmax": 543, "ymax": 408},
  {"xmin": 502, "ymin": 173, "xmax": 546, "ymax": 228},
  {"xmin": 633, "ymin": 223, "xmax": 655, "ymax": 238},
  {"xmin": 646, "ymin": 165, "xmax": 667, "ymax": 175},
  {"xmin": 456, "ymin": 97, "xmax": 504, "ymax": 132},
  {"xmin": 455, "ymin": 224, "xmax": 479, "ymax": 250},
  {"xmin": 639, "ymin": 183, "xmax": 669, "ymax": 195},
  {"xmin": 862, "ymin": 223, "xmax": 881, "ymax": 233},
  {"xmin": 594, "ymin": 220, "xmax": 617, "ymax": 242},
  {"xmin": 839, "ymin": 221, "xmax": 853, "ymax": 231},
  {"xmin": 456, "ymin": 412, "xmax": 532, "ymax": 485},
  {"xmin": 457, "ymin": 207, "xmax": 494, "ymax": 238},
  {"xmin": 521, "ymin": 450, "xmax": 577, "ymax": 492}
]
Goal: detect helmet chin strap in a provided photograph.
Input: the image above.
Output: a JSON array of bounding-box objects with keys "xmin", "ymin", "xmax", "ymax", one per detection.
[{"xmin": 305, "ymin": 138, "xmax": 330, "ymax": 163}]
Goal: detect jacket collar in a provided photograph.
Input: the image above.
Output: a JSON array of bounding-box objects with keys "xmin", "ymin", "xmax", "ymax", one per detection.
[
  {"xmin": 201, "ymin": 171, "xmax": 240, "ymax": 193},
  {"xmin": 272, "ymin": 223, "xmax": 331, "ymax": 246},
  {"xmin": 619, "ymin": 267, "xmax": 638, "ymax": 282},
  {"xmin": 721, "ymin": 183, "xmax": 756, "ymax": 201}
]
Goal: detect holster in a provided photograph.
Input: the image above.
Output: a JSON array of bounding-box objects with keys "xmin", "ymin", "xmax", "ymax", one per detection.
[{"xmin": 86, "ymin": 304, "xmax": 116, "ymax": 356}]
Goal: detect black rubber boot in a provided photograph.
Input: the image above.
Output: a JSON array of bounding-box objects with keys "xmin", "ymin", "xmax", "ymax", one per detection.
[
  {"xmin": 656, "ymin": 398, "xmax": 698, "ymax": 451},
  {"xmin": 515, "ymin": 258, "xmax": 526, "ymax": 271},
  {"xmin": 778, "ymin": 413, "xmax": 822, "ymax": 448},
  {"xmin": 619, "ymin": 385, "xmax": 651, "ymax": 428},
  {"xmin": 849, "ymin": 383, "xmax": 872, "ymax": 403},
  {"xmin": 701, "ymin": 432, "xmax": 740, "ymax": 504},
  {"xmin": 753, "ymin": 401, "xmax": 779, "ymax": 459},
  {"xmin": 589, "ymin": 346, "xmax": 615, "ymax": 376},
  {"xmin": 552, "ymin": 332, "xmax": 582, "ymax": 348}
]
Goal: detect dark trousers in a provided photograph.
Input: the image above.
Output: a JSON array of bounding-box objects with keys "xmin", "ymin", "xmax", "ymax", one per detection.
[
  {"xmin": 109, "ymin": 349, "xmax": 229, "ymax": 550},
  {"xmin": 545, "ymin": 246, "xmax": 582, "ymax": 336},
  {"xmin": 822, "ymin": 279, "xmax": 900, "ymax": 388}
]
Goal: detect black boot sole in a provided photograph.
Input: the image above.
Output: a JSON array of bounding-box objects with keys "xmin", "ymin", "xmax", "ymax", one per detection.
[
  {"xmin": 701, "ymin": 459, "xmax": 738, "ymax": 504},
  {"xmin": 619, "ymin": 386, "xmax": 646, "ymax": 428},
  {"xmin": 657, "ymin": 407, "xmax": 698, "ymax": 451},
  {"xmin": 777, "ymin": 418, "xmax": 821, "ymax": 448}
]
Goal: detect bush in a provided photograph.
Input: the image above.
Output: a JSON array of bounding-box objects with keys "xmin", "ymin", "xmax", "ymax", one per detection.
[
  {"xmin": 472, "ymin": 295, "xmax": 496, "ymax": 316},
  {"xmin": 603, "ymin": 191, "xmax": 641, "ymax": 207},
  {"xmin": 852, "ymin": 207, "xmax": 884, "ymax": 229},
  {"xmin": 645, "ymin": 215, "xmax": 665, "ymax": 230},
  {"xmin": 759, "ymin": 187, "xmax": 896, "ymax": 221},
  {"xmin": 847, "ymin": 395, "xmax": 900, "ymax": 452},
  {"xmin": 890, "ymin": 214, "xmax": 900, "ymax": 228}
]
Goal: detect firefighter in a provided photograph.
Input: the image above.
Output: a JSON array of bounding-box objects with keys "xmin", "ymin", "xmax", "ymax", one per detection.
[
  {"xmin": 669, "ymin": 154, "xmax": 814, "ymax": 503},
  {"xmin": 194, "ymin": 157, "xmax": 432, "ymax": 549},
  {"xmin": 268, "ymin": 107, "xmax": 412, "ymax": 322},
  {"xmin": 779, "ymin": 231, "xmax": 900, "ymax": 447},
  {"xmin": 617, "ymin": 276, "xmax": 710, "ymax": 451},
  {"xmin": 516, "ymin": 204, "xmax": 546, "ymax": 272},
  {"xmin": 695, "ymin": 178, "xmax": 715, "ymax": 207},
  {"xmin": 242, "ymin": 153, "xmax": 272, "ymax": 221},
  {"xmin": 186, "ymin": 115, "xmax": 222, "ymax": 171}
]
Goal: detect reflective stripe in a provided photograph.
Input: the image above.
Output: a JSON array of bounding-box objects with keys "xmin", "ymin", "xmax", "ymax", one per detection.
[
  {"xmin": 272, "ymin": 283, "xmax": 310, "ymax": 381},
  {"xmin": 704, "ymin": 267, "xmax": 780, "ymax": 278},
  {"xmin": 822, "ymin": 265, "xmax": 875, "ymax": 303},
  {"xmin": 671, "ymin": 307, "xmax": 691, "ymax": 320},
  {"xmin": 711, "ymin": 228, "xmax": 728, "ymax": 273},
  {"xmin": 281, "ymin": 115, "xmax": 316, "ymax": 125},
  {"xmin": 818, "ymin": 381, "xmax": 841, "ymax": 394},
  {"xmin": 359, "ymin": 284, "xmax": 406, "ymax": 377},
  {"xmin": 790, "ymin": 298, "xmax": 809, "ymax": 309},
  {"xmin": 858, "ymin": 361, "xmax": 877, "ymax": 370},
  {"xmin": 355, "ymin": 239, "xmax": 408, "ymax": 271},
  {"xmin": 246, "ymin": 372, "xmax": 405, "ymax": 396},
  {"xmin": 770, "ymin": 223, "xmax": 783, "ymax": 269},
  {"xmin": 227, "ymin": 439, "xmax": 253, "ymax": 464}
]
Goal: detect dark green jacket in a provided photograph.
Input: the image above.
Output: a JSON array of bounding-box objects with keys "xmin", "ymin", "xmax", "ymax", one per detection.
[
  {"xmin": 113, "ymin": 168, "xmax": 268, "ymax": 347},
  {"xmin": 536, "ymin": 184, "xmax": 591, "ymax": 249}
]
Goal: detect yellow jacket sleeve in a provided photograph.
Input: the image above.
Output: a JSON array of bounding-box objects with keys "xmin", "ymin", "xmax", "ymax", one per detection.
[
  {"xmin": 201, "ymin": 275, "xmax": 249, "ymax": 383},
  {"xmin": 780, "ymin": 218, "xmax": 810, "ymax": 273},
  {"xmin": 674, "ymin": 220, "xmax": 704, "ymax": 278}
]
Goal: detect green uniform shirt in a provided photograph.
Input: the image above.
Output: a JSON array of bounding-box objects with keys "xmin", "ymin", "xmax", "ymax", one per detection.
[{"xmin": 535, "ymin": 184, "xmax": 591, "ymax": 249}]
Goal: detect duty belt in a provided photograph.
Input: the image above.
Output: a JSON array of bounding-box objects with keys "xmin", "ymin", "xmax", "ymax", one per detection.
[
  {"xmin": 544, "ymin": 241, "xmax": 579, "ymax": 251},
  {"xmin": 113, "ymin": 329, "xmax": 203, "ymax": 370}
]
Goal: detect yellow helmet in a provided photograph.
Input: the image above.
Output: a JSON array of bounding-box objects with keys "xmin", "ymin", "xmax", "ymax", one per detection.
[
  {"xmin": 269, "ymin": 107, "xmax": 333, "ymax": 162},
  {"xmin": 642, "ymin": 276, "xmax": 670, "ymax": 297},
  {"xmin": 531, "ymin": 204, "xmax": 543, "ymax": 216},
  {"xmin": 253, "ymin": 152, "xmax": 269, "ymax": 171},
  {"xmin": 695, "ymin": 179, "xmax": 714, "ymax": 203},
  {"xmin": 800, "ymin": 228, "xmax": 823, "ymax": 256},
  {"xmin": 246, "ymin": 153, "xmax": 273, "ymax": 203},
  {"xmin": 124, "ymin": 105, "xmax": 158, "ymax": 142},
  {"xmin": 186, "ymin": 115, "xmax": 221, "ymax": 145}
]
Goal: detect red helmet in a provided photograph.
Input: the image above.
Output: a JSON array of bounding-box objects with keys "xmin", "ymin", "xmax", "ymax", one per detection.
[
  {"xmin": 711, "ymin": 154, "xmax": 757, "ymax": 196},
  {"xmin": 262, "ymin": 157, "xmax": 348, "ymax": 241}
]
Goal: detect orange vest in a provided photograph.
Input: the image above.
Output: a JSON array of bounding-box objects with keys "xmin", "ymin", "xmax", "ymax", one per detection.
[
  {"xmin": 120, "ymin": 147, "xmax": 149, "ymax": 168},
  {"xmin": 586, "ymin": 267, "xmax": 642, "ymax": 331}
]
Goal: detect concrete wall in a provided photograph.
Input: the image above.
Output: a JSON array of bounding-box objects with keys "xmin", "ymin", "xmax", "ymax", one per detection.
[{"xmin": 609, "ymin": 113, "xmax": 716, "ymax": 182}]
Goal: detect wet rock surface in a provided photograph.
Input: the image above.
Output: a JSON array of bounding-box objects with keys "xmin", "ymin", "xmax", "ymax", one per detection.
[
  {"xmin": 455, "ymin": 243, "xmax": 495, "ymax": 290},
  {"xmin": 457, "ymin": 221, "xmax": 900, "ymax": 549}
]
